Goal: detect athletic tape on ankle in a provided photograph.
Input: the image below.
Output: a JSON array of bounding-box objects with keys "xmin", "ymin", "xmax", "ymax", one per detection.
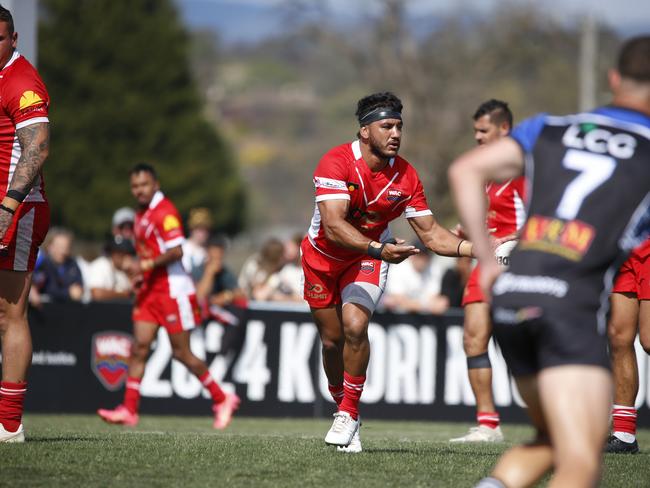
[{"xmin": 467, "ymin": 352, "xmax": 491, "ymax": 369}]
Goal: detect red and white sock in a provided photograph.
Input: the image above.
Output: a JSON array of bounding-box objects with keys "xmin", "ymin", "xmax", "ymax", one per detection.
[
  {"xmin": 199, "ymin": 371, "xmax": 226, "ymax": 405},
  {"xmin": 612, "ymin": 404, "xmax": 637, "ymax": 443},
  {"xmin": 339, "ymin": 372, "xmax": 365, "ymax": 420},
  {"xmin": 123, "ymin": 377, "xmax": 142, "ymax": 414},
  {"xmin": 328, "ymin": 384, "xmax": 344, "ymax": 406},
  {"xmin": 0, "ymin": 381, "xmax": 27, "ymax": 433},
  {"xmin": 477, "ymin": 411, "xmax": 500, "ymax": 430}
]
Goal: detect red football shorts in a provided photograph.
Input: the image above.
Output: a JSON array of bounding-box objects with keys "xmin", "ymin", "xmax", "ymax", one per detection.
[
  {"xmin": 0, "ymin": 201, "xmax": 50, "ymax": 272},
  {"xmin": 133, "ymin": 291, "xmax": 200, "ymax": 334},
  {"xmin": 612, "ymin": 249, "xmax": 650, "ymax": 300},
  {"xmin": 301, "ymin": 241, "xmax": 388, "ymax": 311},
  {"xmin": 462, "ymin": 264, "xmax": 485, "ymax": 306}
]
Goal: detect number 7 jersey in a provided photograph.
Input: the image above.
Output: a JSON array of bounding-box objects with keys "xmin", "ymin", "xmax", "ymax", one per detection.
[{"xmin": 494, "ymin": 106, "xmax": 650, "ymax": 316}]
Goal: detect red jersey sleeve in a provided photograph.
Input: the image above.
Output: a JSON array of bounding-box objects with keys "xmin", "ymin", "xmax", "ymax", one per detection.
[
  {"xmin": 313, "ymin": 147, "xmax": 351, "ymax": 203},
  {"xmin": 2, "ymin": 59, "xmax": 49, "ymax": 129},
  {"xmin": 154, "ymin": 204, "xmax": 185, "ymax": 250},
  {"xmin": 403, "ymin": 170, "xmax": 433, "ymax": 219}
]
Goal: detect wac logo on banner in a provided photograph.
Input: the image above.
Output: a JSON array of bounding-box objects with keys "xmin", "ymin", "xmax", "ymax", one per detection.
[{"xmin": 91, "ymin": 332, "xmax": 133, "ymax": 391}]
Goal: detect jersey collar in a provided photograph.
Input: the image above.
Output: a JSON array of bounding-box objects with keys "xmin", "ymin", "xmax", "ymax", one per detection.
[
  {"xmin": 149, "ymin": 190, "xmax": 164, "ymax": 209},
  {"xmin": 1, "ymin": 51, "xmax": 20, "ymax": 72}
]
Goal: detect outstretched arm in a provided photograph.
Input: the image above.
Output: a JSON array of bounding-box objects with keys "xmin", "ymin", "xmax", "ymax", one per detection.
[
  {"xmin": 0, "ymin": 122, "xmax": 50, "ymax": 241},
  {"xmin": 408, "ymin": 214, "xmax": 473, "ymax": 257}
]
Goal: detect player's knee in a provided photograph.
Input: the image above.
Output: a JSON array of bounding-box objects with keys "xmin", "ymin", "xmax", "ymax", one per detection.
[
  {"xmin": 463, "ymin": 330, "xmax": 489, "ymax": 356},
  {"xmin": 557, "ymin": 449, "xmax": 599, "ymax": 477},
  {"xmin": 343, "ymin": 315, "xmax": 368, "ymax": 343},
  {"xmin": 608, "ymin": 322, "xmax": 635, "ymax": 349},
  {"xmin": 321, "ymin": 337, "xmax": 342, "ymax": 355},
  {"xmin": 131, "ymin": 341, "xmax": 150, "ymax": 360}
]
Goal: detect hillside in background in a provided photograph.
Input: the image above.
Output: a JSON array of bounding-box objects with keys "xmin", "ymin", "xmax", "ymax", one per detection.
[{"xmin": 187, "ymin": 0, "xmax": 620, "ymax": 241}]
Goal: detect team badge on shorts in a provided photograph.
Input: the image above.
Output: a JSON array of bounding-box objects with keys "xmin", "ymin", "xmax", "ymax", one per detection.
[
  {"xmin": 91, "ymin": 332, "xmax": 133, "ymax": 391},
  {"xmin": 360, "ymin": 260, "xmax": 375, "ymax": 275}
]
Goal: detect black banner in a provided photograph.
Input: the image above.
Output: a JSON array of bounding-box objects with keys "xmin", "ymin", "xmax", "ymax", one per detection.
[{"xmin": 11, "ymin": 302, "xmax": 650, "ymax": 425}]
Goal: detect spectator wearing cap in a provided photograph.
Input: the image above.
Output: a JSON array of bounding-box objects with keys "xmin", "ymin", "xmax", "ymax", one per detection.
[
  {"xmin": 382, "ymin": 241, "xmax": 450, "ymax": 314},
  {"xmin": 112, "ymin": 207, "xmax": 135, "ymax": 241},
  {"xmin": 182, "ymin": 207, "xmax": 213, "ymax": 283},
  {"xmin": 31, "ymin": 228, "xmax": 84, "ymax": 304},
  {"xmin": 87, "ymin": 236, "xmax": 136, "ymax": 301}
]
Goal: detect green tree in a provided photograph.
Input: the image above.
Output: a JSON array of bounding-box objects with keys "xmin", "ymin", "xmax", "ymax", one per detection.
[{"xmin": 38, "ymin": 0, "xmax": 246, "ymax": 238}]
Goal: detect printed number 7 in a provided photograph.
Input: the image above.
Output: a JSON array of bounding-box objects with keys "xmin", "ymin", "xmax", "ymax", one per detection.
[{"xmin": 556, "ymin": 149, "xmax": 616, "ymax": 220}]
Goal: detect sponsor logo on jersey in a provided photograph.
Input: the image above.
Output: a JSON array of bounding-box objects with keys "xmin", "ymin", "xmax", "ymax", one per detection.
[
  {"xmin": 314, "ymin": 177, "xmax": 347, "ymax": 190},
  {"xmin": 493, "ymin": 273, "xmax": 569, "ymax": 298},
  {"xmin": 360, "ymin": 260, "xmax": 375, "ymax": 274},
  {"xmin": 563, "ymin": 123, "xmax": 637, "ymax": 159},
  {"xmin": 19, "ymin": 90, "xmax": 44, "ymax": 110},
  {"xmin": 519, "ymin": 215, "xmax": 595, "ymax": 261},
  {"xmin": 91, "ymin": 332, "xmax": 133, "ymax": 391},
  {"xmin": 163, "ymin": 214, "xmax": 181, "ymax": 231},
  {"xmin": 386, "ymin": 189, "xmax": 403, "ymax": 201}
]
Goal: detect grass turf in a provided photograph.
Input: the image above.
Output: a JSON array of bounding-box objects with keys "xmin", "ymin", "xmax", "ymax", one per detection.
[{"xmin": 1, "ymin": 415, "xmax": 649, "ymax": 487}]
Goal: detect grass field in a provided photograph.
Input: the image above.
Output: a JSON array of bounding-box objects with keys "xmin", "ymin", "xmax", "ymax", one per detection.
[{"xmin": 1, "ymin": 415, "xmax": 649, "ymax": 487}]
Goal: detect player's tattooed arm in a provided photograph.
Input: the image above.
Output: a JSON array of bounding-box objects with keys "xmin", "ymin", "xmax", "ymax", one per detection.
[{"xmin": 11, "ymin": 122, "xmax": 50, "ymax": 195}]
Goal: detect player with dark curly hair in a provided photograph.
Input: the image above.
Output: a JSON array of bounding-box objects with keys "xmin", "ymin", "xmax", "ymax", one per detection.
[{"xmin": 302, "ymin": 91, "xmax": 474, "ymax": 452}]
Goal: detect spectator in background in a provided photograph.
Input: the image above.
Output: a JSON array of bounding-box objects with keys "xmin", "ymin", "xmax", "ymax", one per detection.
[
  {"xmin": 31, "ymin": 228, "xmax": 83, "ymax": 303},
  {"xmin": 87, "ymin": 236, "xmax": 136, "ymax": 301},
  {"xmin": 275, "ymin": 232, "xmax": 305, "ymax": 303},
  {"xmin": 440, "ymin": 256, "xmax": 474, "ymax": 308},
  {"xmin": 382, "ymin": 241, "xmax": 449, "ymax": 314},
  {"xmin": 239, "ymin": 237, "xmax": 289, "ymax": 301},
  {"xmin": 182, "ymin": 207, "xmax": 213, "ymax": 283},
  {"xmin": 112, "ymin": 207, "xmax": 135, "ymax": 241},
  {"xmin": 196, "ymin": 235, "xmax": 243, "ymax": 308}
]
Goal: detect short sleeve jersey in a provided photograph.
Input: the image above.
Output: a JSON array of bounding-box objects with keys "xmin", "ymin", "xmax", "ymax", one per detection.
[
  {"xmin": 486, "ymin": 176, "xmax": 526, "ymax": 238},
  {"xmin": 134, "ymin": 191, "xmax": 195, "ymax": 298},
  {"xmin": 0, "ymin": 52, "xmax": 49, "ymax": 201},
  {"xmin": 493, "ymin": 106, "xmax": 650, "ymax": 318},
  {"xmin": 306, "ymin": 140, "xmax": 432, "ymax": 262}
]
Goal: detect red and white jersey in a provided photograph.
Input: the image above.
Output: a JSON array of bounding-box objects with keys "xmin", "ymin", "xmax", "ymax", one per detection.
[
  {"xmin": 0, "ymin": 52, "xmax": 49, "ymax": 202},
  {"xmin": 306, "ymin": 140, "xmax": 432, "ymax": 262},
  {"xmin": 485, "ymin": 176, "xmax": 526, "ymax": 238},
  {"xmin": 134, "ymin": 191, "xmax": 195, "ymax": 298}
]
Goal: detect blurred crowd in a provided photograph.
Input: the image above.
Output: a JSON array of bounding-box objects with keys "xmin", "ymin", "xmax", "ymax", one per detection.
[{"xmin": 29, "ymin": 206, "xmax": 471, "ymax": 315}]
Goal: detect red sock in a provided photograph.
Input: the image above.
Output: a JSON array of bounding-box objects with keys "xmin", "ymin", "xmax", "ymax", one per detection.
[
  {"xmin": 328, "ymin": 384, "xmax": 344, "ymax": 406},
  {"xmin": 123, "ymin": 377, "xmax": 141, "ymax": 414},
  {"xmin": 199, "ymin": 371, "xmax": 226, "ymax": 404},
  {"xmin": 0, "ymin": 381, "xmax": 27, "ymax": 432},
  {"xmin": 612, "ymin": 404, "xmax": 637, "ymax": 435},
  {"xmin": 477, "ymin": 411, "xmax": 500, "ymax": 429},
  {"xmin": 339, "ymin": 372, "xmax": 365, "ymax": 420}
]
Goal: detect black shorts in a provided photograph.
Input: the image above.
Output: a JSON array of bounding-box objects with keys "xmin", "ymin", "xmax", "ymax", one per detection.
[{"xmin": 492, "ymin": 306, "xmax": 610, "ymax": 377}]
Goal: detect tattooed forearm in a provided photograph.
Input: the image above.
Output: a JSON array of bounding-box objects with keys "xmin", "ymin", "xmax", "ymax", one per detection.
[{"xmin": 11, "ymin": 122, "xmax": 50, "ymax": 195}]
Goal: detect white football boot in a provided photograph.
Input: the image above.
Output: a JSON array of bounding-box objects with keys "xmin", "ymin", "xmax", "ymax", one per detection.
[
  {"xmin": 450, "ymin": 425, "xmax": 504, "ymax": 443},
  {"xmin": 0, "ymin": 423, "xmax": 25, "ymax": 443},
  {"xmin": 324, "ymin": 411, "xmax": 359, "ymax": 446},
  {"xmin": 337, "ymin": 418, "xmax": 362, "ymax": 453}
]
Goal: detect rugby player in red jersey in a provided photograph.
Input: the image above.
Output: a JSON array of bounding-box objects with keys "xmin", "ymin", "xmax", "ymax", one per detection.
[
  {"xmin": 0, "ymin": 5, "xmax": 51, "ymax": 443},
  {"xmin": 98, "ymin": 164, "xmax": 239, "ymax": 429},
  {"xmin": 302, "ymin": 92, "xmax": 474, "ymax": 452},
  {"xmin": 451, "ymin": 100, "xmax": 526, "ymax": 443},
  {"xmin": 606, "ymin": 237, "xmax": 650, "ymax": 453}
]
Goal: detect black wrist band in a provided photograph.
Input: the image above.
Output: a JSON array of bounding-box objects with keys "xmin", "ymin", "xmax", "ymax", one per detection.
[
  {"xmin": 368, "ymin": 241, "xmax": 384, "ymax": 260},
  {"xmin": 6, "ymin": 189, "xmax": 26, "ymax": 203},
  {"xmin": 457, "ymin": 239, "xmax": 465, "ymax": 257},
  {"xmin": 0, "ymin": 204, "xmax": 15, "ymax": 215}
]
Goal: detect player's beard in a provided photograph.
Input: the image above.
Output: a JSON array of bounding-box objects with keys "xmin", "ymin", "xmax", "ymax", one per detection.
[{"xmin": 369, "ymin": 134, "xmax": 399, "ymax": 161}]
